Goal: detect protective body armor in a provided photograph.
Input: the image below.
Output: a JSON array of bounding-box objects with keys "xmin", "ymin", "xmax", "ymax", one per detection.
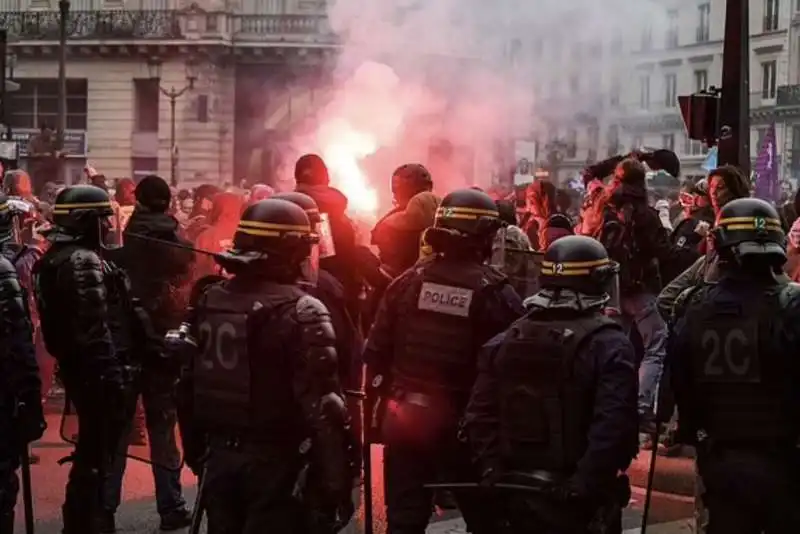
[
  {"xmin": 391, "ymin": 259, "xmax": 505, "ymax": 395},
  {"xmin": 683, "ymin": 284, "xmax": 799, "ymax": 443},
  {"xmin": 1, "ymin": 243, "xmax": 40, "ymax": 319},
  {"xmin": 33, "ymin": 244, "xmax": 134, "ymax": 359},
  {"xmin": 192, "ymin": 280, "xmax": 307, "ymax": 439},
  {"xmin": 496, "ymin": 314, "xmax": 619, "ymax": 471}
]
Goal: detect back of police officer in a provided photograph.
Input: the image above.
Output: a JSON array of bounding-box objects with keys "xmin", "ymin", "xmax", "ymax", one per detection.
[
  {"xmin": 176, "ymin": 198, "xmax": 357, "ymax": 534},
  {"xmin": 33, "ymin": 185, "xmax": 135, "ymax": 534},
  {"xmin": 364, "ymin": 188, "xmax": 524, "ymax": 534},
  {"xmin": 669, "ymin": 198, "xmax": 800, "ymax": 534},
  {"xmin": 464, "ymin": 235, "xmax": 638, "ymax": 533},
  {"xmin": 0, "ymin": 194, "xmax": 44, "ymax": 534}
]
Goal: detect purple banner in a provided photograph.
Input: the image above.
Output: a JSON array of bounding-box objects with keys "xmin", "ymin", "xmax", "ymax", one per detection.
[{"xmin": 754, "ymin": 122, "xmax": 779, "ymax": 202}]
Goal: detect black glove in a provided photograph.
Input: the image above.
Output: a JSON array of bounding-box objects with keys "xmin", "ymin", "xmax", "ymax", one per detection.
[
  {"xmin": 479, "ymin": 464, "xmax": 504, "ymax": 487},
  {"xmin": 14, "ymin": 393, "xmax": 46, "ymax": 444}
]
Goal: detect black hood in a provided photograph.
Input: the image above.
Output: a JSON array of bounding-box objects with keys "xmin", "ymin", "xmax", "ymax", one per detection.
[
  {"xmin": 610, "ymin": 183, "xmax": 648, "ymax": 206},
  {"xmin": 295, "ymin": 183, "xmax": 348, "ymax": 215},
  {"xmin": 125, "ymin": 209, "xmax": 181, "ymax": 240}
]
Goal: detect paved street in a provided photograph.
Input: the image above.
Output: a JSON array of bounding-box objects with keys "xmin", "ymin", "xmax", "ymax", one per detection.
[{"xmin": 13, "ymin": 415, "xmax": 695, "ymax": 533}]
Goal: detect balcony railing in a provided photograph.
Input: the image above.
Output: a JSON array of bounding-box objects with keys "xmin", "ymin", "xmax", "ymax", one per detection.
[
  {"xmin": 0, "ymin": 10, "xmax": 183, "ymax": 40},
  {"xmin": 776, "ymin": 85, "xmax": 800, "ymax": 107},
  {"xmin": 0, "ymin": 10, "xmax": 337, "ymax": 42},
  {"xmin": 232, "ymin": 14, "xmax": 334, "ymax": 40}
]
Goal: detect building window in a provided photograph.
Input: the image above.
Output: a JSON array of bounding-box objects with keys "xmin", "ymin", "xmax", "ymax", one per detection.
[
  {"xmin": 688, "ymin": 139, "xmax": 709, "ymax": 156},
  {"xmin": 134, "ymin": 78, "xmax": 160, "ymax": 132},
  {"xmin": 756, "ymin": 127, "xmax": 768, "ymax": 149},
  {"xmin": 762, "ymin": 60, "xmax": 777, "ymax": 99},
  {"xmin": 641, "ymin": 25, "xmax": 652, "ymax": 51},
  {"xmin": 131, "ymin": 157, "xmax": 158, "ymax": 183},
  {"xmin": 697, "ymin": 3, "xmax": 711, "ymax": 42},
  {"xmin": 764, "ymin": 0, "xmax": 780, "ymax": 32},
  {"xmin": 9, "ymin": 79, "xmax": 88, "ymax": 131},
  {"xmin": 606, "ymin": 125, "xmax": 620, "ymax": 156},
  {"xmin": 662, "ymin": 133, "xmax": 675, "ymax": 152},
  {"xmin": 666, "ymin": 10, "xmax": 679, "ymax": 48},
  {"xmin": 587, "ymin": 125, "xmax": 599, "ymax": 161},
  {"xmin": 569, "ymin": 75, "xmax": 580, "ymax": 95},
  {"xmin": 694, "ymin": 69, "xmax": 708, "ymax": 92},
  {"xmin": 664, "ymin": 73, "xmax": 677, "ymax": 107},
  {"xmin": 632, "ymin": 135, "xmax": 644, "ymax": 150},
  {"xmin": 639, "ymin": 75, "xmax": 651, "ymax": 109},
  {"xmin": 566, "ymin": 129, "xmax": 577, "ymax": 158},
  {"xmin": 610, "ymin": 80, "xmax": 620, "ymax": 107}
]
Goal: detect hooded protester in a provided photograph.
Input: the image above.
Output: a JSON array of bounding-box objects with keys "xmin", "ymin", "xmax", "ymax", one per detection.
[
  {"xmin": 778, "ymin": 187, "xmax": 800, "ymax": 231},
  {"xmin": 293, "ymin": 153, "xmax": 361, "ymax": 318},
  {"xmin": 102, "ymin": 174, "xmax": 195, "ymax": 531},
  {"xmin": 657, "ymin": 164, "xmax": 764, "ymax": 319},
  {"xmin": 494, "ymin": 199, "xmax": 532, "ymax": 251},
  {"xmin": 594, "ymin": 158, "xmax": 697, "ymax": 432},
  {"xmin": 193, "ymin": 192, "xmax": 244, "ymax": 279}
]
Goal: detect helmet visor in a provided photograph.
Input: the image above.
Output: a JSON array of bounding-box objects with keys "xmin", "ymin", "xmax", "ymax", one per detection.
[
  {"xmin": 299, "ymin": 239, "xmax": 320, "ymax": 288},
  {"xmin": 317, "ymin": 212, "xmax": 336, "ymax": 259}
]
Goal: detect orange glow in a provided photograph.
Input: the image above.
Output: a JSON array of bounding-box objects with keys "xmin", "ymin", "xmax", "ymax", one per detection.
[{"xmin": 318, "ymin": 118, "xmax": 380, "ymax": 220}]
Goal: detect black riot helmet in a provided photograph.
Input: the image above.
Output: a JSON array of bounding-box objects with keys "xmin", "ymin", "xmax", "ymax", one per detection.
[
  {"xmin": 392, "ymin": 163, "xmax": 433, "ymax": 208},
  {"xmin": 271, "ymin": 191, "xmax": 322, "ymax": 224},
  {"xmin": 434, "ymin": 188, "xmax": 502, "ymax": 237},
  {"xmin": 540, "ymin": 235, "xmax": 619, "ymax": 302},
  {"xmin": 426, "ymin": 188, "xmax": 503, "ymax": 261},
  {"xmin": 221, "ymin": 198, "xmax": 320, "ymax": 281},
  {"xmin": 50, "ymin": 185, "xmax": 115, "ymax": 244},
  {"xmin": 712, "ymin": 197, "xmax": 787, "ymax": 266}
]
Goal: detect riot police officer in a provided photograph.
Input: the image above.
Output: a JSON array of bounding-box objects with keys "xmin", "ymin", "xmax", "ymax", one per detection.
[
  {"xmin": 0, "ymin": 195, "xmax": 44, "ymax": 534},
  {"xmin": 364, "ymin": 188, "xmax": 524, "ymax": 534},
  {"xmin": 33, "ymin": 185, "xmax": 136, "ymax": 534},
  {"xmin": 175, "ymin": 198, "xmax": 357, "ymax": 533},
  {"xmin": 463, "ymin": 235, "xmax": 638, "ymax": 533},
  {"xmin": 272, "ymin": 191, "xmax": 364, "ymax": 398},
  {"xmin": 669, "ymin": 198, "xmax": 800, "ymax": 533}
]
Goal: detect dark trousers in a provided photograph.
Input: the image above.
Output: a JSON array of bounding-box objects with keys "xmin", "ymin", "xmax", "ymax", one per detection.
[
  {"xmin": 60, "ymin": 371, "xmax": 121, "ymax": 534},
  {"xmin": 383, "ymin": 440, "xmax": 497, "ymax": 534},
  {"xmin": 202, "ymin": 447, "xmax": 304, "ymax": 534},
  {"xmin": 699, "ymin": 447, "xmax": 800, "ymax": 534},
  {"xmin": 0, "ymin": 413, "xmax": 19, "ymax": 534},
  {"xmin": 102, "ymin": 372, "xmax": 185, "ymax": 515}
]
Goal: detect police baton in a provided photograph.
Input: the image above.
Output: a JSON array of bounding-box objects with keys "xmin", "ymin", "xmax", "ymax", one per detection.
[
  {"xmin": 19, "ymin": 445, "xmax": 35, "ymax": 534},
  {"xmin": 189, "ymin": 464, "xmax": 207, "ymax": 534},
  {"xmin": 124, "ymin": 232, "xmax": 222, "ymax": 259}
]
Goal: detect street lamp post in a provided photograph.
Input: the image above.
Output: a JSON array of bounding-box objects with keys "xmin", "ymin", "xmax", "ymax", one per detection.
[
  {"xmin": 5, "ymin": 51, "xmax": 16, "ymax": 141},
  {"xmin": 147, "ymin": 57, "xmax": 197, "ymax": 187},
  {"xmin": 57, "ymin": 0, "xmax": 69, "ymax": 182}
]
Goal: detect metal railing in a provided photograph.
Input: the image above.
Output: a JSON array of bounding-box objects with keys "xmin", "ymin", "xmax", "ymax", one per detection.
[{"xmin": 0, "ymin": 9, "xmax": 338, "ymax": 42}]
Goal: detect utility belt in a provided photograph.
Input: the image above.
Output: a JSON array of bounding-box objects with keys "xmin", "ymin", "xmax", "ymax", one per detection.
[{"xmin": 375, "ymin": 387, "xmax": 467, "ymax": 447}]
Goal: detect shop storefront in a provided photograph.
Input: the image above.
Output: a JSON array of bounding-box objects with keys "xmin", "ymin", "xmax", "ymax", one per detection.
[{"xmin": 14, "ymin": 128, "xmax": 88, "ymax": 184}]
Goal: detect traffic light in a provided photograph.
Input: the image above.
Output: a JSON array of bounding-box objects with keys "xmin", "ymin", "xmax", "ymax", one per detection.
[{"xmin": 678, "ymin": 89, "xmax": 721, "ymax": 146}]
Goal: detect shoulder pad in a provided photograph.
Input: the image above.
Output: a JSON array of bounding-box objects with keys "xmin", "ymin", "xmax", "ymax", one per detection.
[
  {"xmin": 68, "ymin": 248, "xmax": 103, "ymax": 270},
  {"xmin": 779, "ymin": 282, "xmax": 800, "ymax": 309},
  {"xmin": 189, "ymin": 274, "xmax": 227, "ymax": 307},
  {"xmin": 296, "ymin": 293, "xmax": 331, "ymax": 323},
  {"xmin": 672, "ymin": 284, "xmax": 704, "ymax": 321},
  {"xmin": 0, "ymin": 255, "xmax": 17, "ymax": 277}
]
